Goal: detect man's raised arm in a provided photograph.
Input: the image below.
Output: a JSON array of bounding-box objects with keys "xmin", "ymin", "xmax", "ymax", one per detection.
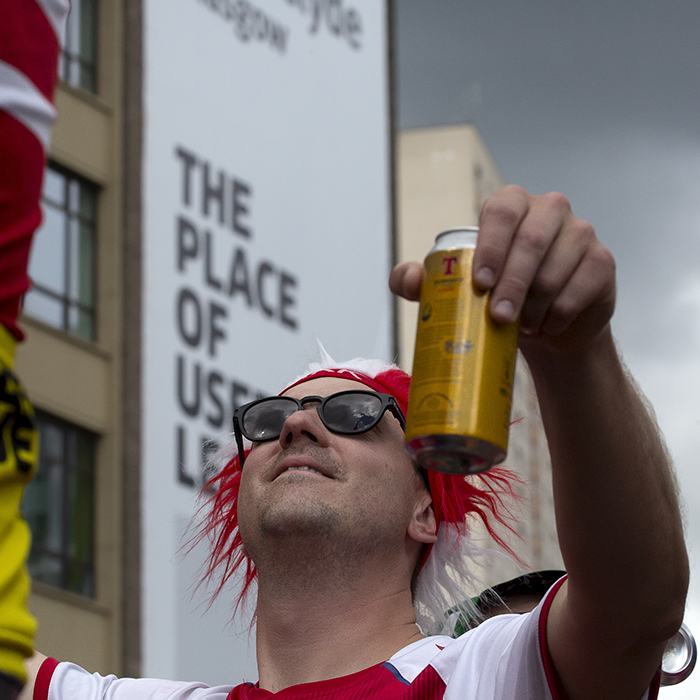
[{"xmin": 390, "ymin": 185, "xmax": 689, "ymax": 700}]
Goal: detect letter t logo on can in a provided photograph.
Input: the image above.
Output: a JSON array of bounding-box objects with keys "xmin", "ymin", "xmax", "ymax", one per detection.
[{"xmin": 442, "ymin": 256, "xmax": 458, "ymax": 275}]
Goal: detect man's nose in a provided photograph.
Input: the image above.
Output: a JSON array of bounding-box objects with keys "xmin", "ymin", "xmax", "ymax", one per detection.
[{"xmin": 278, "ymin": 404, "xmax": 331, "ymax": 450}]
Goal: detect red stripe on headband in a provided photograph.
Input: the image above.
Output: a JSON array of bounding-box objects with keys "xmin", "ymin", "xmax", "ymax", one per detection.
[{"xmin": 283, "ymin": 368, "xmax": 409, "ymax": 415}]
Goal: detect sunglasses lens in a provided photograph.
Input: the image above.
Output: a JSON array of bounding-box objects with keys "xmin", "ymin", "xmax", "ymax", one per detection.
[
  {"xmin": 323, "ymin": 393, "xmax": 383, "ymax": 433},
  {"xmin": 243, "ymin": 398, "xmax": 297, "ymax": 440}
]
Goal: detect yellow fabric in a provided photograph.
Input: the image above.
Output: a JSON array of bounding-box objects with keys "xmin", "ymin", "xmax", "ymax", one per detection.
[
  {"xmin": 0, "ymin": 326, "xmax": 16, "ymax": 369},
  {"xmin": 0, "ymin": 328, "xmax": 38, "ymax": 685}
]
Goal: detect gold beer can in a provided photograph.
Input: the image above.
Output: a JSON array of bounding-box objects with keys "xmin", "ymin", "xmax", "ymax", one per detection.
[{"xmin": 405, "ymin": 227, "xmax": 519, "ymax": 474}]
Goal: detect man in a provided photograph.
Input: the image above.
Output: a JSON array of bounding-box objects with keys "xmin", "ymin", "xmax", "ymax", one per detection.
[{"xmin": 17, "ymin": 187, "xmax": 689, "ymax": 699}]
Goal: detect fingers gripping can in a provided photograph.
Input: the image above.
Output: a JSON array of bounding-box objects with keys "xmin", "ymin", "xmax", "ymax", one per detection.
[{"xmin": 405, "ymin": 228, "xmax": 519, "ymax": 474}]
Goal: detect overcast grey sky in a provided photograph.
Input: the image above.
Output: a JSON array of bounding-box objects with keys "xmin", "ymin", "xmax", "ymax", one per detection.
[
  {"xmin": 393, "ymin": 1, "xmax": 700, "ymax": 356},
  {"xmin": 394, "ymin": 2, "xmax": 700, "ymax": 695}
]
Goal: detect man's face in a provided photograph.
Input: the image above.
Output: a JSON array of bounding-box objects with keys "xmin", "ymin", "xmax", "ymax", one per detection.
[{"xmin": 236, "ymin": 377, "xmax": 432, "ymax": 571}]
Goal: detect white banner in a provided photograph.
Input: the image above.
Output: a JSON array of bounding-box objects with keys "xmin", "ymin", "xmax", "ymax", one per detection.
[{"xmin": 141, "ymin": 0, "xmax": 392, "ymax": 684}]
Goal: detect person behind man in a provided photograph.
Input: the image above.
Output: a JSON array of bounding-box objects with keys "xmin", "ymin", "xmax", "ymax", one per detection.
[
  {"xmin": 0, "ymin": 2, "xmax": 68, "ymax": 698},
  {"xmin": 17, "ymin": 186, "xmax": 690, "ymax": 700}
]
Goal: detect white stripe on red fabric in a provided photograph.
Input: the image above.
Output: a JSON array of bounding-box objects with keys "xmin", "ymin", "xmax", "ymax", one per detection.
[
  {"xmin": 2, "ymin": 0, "xmax": 61, "ymax": 100},
  {"xmin": 32, "ymin": 0, "xmax": 71, "ymax": 46},
  {"xmin": 0, "ymin": 60, "xmax": 57, "ymax": 150}
]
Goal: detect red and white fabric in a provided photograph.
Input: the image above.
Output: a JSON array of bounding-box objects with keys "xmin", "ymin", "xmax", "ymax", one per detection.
[
  {"xmin": 0, "ymin": 0, "xmax": 69, "ymax": 341},
  {"xmin": 31, "ymin": 580, "xmax": 660, "ymax": 700}
]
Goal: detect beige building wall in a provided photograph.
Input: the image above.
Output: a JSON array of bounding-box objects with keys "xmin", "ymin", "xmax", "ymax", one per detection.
[
  {"xmin": 395, "ymin": 124, "xmax": 563, "ymax": 589},
  {"xmin": 14, "ymin": 0, "xmax": 126, "ymax": 675}
]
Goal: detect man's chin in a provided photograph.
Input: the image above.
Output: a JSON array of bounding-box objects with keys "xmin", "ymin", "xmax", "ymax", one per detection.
[{"xmin": 257, "ymin": 498, "xmax": 339, "ymax": 539}]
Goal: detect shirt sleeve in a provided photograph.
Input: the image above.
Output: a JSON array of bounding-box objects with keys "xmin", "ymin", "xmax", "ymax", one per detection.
[
  {"xmin": 34, "ymin": 658, "xmax": 235, "ymax": 700},
  {"xmin": 435, "ymin": 576, "xmax": 660, "ymax": 700},
  {"xmin": 436, "ymin": 602, "xmax": 556, "ymax": 700}
]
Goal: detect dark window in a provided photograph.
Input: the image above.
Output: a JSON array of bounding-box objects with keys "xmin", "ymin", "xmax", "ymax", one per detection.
[
  {"xmin": 22, "ymin": 411, "xmax": 97, "ymax": 598},
  {"xmin": 25, "ymin": 164, "xmax": 98, "ymax": 341},
  {"xmin": 59, "ymin": 0, "xmax": 98, "ymax": 93}
]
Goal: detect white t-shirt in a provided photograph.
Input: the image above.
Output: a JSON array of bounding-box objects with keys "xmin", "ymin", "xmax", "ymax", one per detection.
[{"xmin": 33, "ymin": 581, "xmax": 660, "ymax": 700}]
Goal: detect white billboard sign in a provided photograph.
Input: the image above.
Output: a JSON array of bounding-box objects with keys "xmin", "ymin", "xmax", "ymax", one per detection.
[{"xmin": 142, "ymin": 0, "xmax": 392, "ymax": 685}]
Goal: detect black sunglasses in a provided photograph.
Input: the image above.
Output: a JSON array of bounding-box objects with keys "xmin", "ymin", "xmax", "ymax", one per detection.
[{"xmin": 232, "ymin": 390, "xmax": 406, "ymax": 466}]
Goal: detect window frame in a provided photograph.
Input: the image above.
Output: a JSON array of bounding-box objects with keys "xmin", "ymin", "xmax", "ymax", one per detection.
[
  {"xmin": 23, "ymin": 409, "xmax": 98, "ymax": 598},
  {"xmin": 59, "ymin": 0, "xmax": 99, "ymax": 94},
  {"xmin": 25, "ymin": 162, "xmax": 99, "ymax": 342}
]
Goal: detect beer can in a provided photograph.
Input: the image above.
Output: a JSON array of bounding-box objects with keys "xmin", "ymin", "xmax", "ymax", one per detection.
[{"xmin": 405, "ymin": 227, "xmax": 519, "ymax": 474}]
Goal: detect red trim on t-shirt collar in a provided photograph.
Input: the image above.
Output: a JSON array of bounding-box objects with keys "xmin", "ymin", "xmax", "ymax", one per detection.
[
  {"xmin": 34, "ymin": 657, "xmax": 60, "ymax": 700},
  {"xmin": 229, "ymin": 663, "xmax": 387, "ymax": 698}
]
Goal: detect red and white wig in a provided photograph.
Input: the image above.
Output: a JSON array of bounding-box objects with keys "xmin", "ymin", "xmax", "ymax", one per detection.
[{"xmin": 196, "ymin": 348, "xmax": 522, "ymax": 635}]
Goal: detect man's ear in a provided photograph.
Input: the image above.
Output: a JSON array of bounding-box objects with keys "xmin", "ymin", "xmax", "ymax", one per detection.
[{"xmin": 407, "ymin": 491, "xmax": 438, "ymax": 545}]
